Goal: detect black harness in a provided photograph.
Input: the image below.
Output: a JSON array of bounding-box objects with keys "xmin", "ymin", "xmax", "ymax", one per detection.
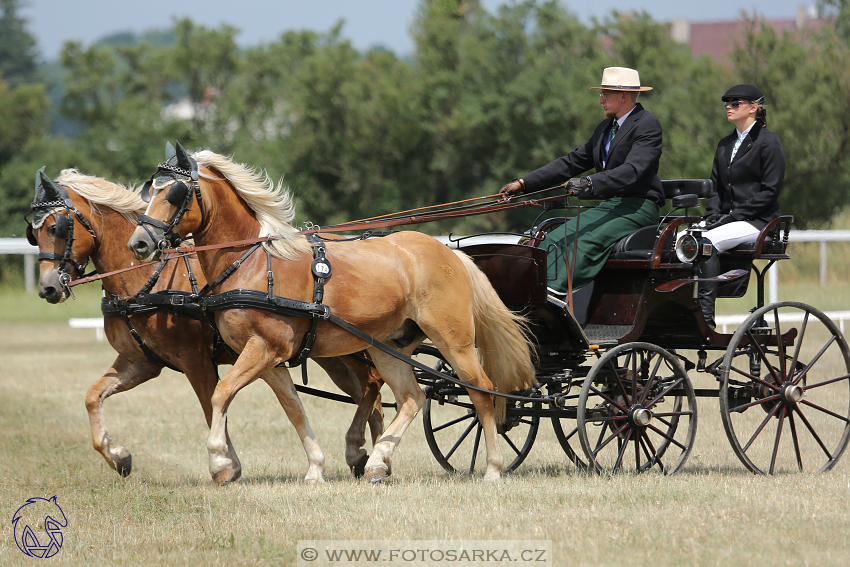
[{"xmin": 191, "ymin": 233, "xmax": 332, "ymax": 368}]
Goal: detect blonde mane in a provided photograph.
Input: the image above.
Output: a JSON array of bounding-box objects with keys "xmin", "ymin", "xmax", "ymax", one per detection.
[
  {"xmin": 56, "ymin": 169, "xmax": 147, "ymax": 225},
  {"xmin": 191, "ymin": 150, "xmax": 311, "ymax": 260}
]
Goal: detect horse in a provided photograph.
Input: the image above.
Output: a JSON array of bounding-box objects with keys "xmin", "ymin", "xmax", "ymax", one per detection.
[
  {"xmin": 27, "ymin": 167, "xmax": 384, "ymax": 482},
  {"xmin": 127, "ymin": 143, "xmax": 536, "ymax": 482}
]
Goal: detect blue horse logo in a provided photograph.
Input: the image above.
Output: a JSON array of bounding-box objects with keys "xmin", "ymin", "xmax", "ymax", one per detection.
[{"xmin": 12, "ymin": 496, "xmax": 68, "ymax": 558}]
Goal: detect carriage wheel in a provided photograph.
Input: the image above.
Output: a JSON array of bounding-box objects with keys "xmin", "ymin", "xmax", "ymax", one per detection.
[
  {"xmin": 416, "ymin": 346, "xmax": 540, "ymax": 474},
  {"xmin": 719, "ymin": 302, "xmax": 850, "ymax": 474},
  {"xmin": 577, "ymin": 342, "xmax": 697, "ymax": 475}
]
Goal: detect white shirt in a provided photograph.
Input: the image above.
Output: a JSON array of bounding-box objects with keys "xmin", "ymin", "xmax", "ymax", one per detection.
[
  {"xmin": 603, "ymin": 107, "xmax": 635, "ymax": 169},
  {"xmin": 730, "ymin": 123, "xmax": 755, "ymax": 162}
]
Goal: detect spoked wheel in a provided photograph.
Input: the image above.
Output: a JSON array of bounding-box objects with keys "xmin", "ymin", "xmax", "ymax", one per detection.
[
  {"xmin": 577, "ymin": 342, "xmax": 697, "ymax": 475},
  {"xmin": 719, "ymin": 301, "xmax": 850, "ymax": 474},
  {"xmin": 416, "ymin": 346, "xmax": 540, "ymax": 474}
]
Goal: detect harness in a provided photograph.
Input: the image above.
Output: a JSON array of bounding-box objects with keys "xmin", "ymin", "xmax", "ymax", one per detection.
[{"xmin": 190, "ymin": 233, "xmax": 332, "ymax": 369}]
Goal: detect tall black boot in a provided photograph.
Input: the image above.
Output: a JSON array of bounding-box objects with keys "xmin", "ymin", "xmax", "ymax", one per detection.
[{"xmin": 696, "ymin": 251, "xmax": 720, "ymax": 329}]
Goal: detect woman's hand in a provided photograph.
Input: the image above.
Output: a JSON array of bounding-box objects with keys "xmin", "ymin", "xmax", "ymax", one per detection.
[{"xmin": 704, "ymin": 213, "xmax": 733, "ymax": 230}]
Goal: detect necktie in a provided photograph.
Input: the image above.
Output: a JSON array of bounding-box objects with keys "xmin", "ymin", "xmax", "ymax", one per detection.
[{"xmin": 602, "ymin": 121, "xmax": 619, "ymax": 165}]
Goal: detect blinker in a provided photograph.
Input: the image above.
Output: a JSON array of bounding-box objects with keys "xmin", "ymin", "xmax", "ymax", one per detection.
[
  {"xmin": 140, "ymin": 180, "xmax": 152, "ymax": 203},
  {"xmin": 166, "ymin": 180, "xmax": 190, "ymax": 206},
  {"xmin": 26, "ymin": 224, "xmax": 37, "ymax": 246},
  {"xmin": 54, "ymin": 214, "xmax": 70, "ymax": 240}
]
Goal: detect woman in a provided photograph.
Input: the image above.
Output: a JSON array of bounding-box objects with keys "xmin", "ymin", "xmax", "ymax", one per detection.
[{"xmin": 696, "ymin": 83, "xmax": 785, "ymax": 328}]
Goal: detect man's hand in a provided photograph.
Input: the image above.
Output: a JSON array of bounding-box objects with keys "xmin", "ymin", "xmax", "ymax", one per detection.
[
  {"xmin": 499, "ymin": 178, "xmax": 524, "ymax": 199},
  {"xmin": 565, "ymin": 177, "xmax": 594, "ymax": 199},
  {"xmin": 704, "ymin": 213, "xmax": 733, "ymax": 230}
]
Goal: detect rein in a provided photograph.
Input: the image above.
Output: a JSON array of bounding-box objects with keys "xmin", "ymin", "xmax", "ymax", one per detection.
[{"xmin": 159, "ymin": 187, "xmax": 573, "ymax": 256}]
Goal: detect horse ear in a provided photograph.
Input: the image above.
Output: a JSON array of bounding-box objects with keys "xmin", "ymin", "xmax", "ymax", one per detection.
[
  {"xmin": 164, "ymin": 141, "xmax": 176, "ymax": 161},
  {"xmin": 38, "ymin": 169, "xmax": 65, "ymax": 201},
  {"xmin": 34, "ymin": 166, "xmax": 47, "ymax": 200},
  {"xmin": 175, "ymin": 142, "xmax": 193, "ymax": 171}
]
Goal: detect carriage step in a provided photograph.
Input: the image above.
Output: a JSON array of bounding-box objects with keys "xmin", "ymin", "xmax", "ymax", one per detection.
[{"xmin": 583, "ymin": 324, "xmax": 633, "ymax": 342}]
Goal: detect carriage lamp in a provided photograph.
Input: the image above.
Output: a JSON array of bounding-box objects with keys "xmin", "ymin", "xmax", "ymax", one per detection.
[{"xmin": 675, "ymin": 232, "xmax": 713, "ymax": 263}]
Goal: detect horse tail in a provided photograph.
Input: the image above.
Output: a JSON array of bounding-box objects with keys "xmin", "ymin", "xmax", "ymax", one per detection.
[{"xmin": 453, "ymin": 250, "xmax": 537, "ymax": 422}]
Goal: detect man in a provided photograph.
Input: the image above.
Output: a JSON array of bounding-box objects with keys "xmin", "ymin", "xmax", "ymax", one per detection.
[{"xmin": 500, "ymin": 67, "xmax": 664, "ymax": 295}]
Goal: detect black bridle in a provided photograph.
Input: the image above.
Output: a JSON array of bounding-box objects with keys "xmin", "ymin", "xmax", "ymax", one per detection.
[
  {"xmin": 26, "ymin": 198, "xmax": 98, "ymax": 295},
  {"xmin": 137, "ymin": 161, "xmax": 205, "ymax": 251}
]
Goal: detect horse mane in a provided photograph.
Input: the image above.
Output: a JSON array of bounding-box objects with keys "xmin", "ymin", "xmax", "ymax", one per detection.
[
  {"xmin": 55, "ymin": 169, "xmax": 146, "ymax": 225},
  {"xmin": 191, "ymin": 150, "xmax": 311, "ymax": 260}
]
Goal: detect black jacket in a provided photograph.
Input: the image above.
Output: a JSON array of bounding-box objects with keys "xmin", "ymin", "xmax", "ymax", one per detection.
[
  {"xmin": 522, "ymin": 103, "xmax": 665, "ymax": 207},
  {"xmin": 706, "ymin": 122, "xmax": 784, "ymax": 229}
]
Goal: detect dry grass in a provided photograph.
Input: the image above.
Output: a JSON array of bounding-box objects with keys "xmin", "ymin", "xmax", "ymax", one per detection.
[{"xmin": 1, "ymin": 321, "xmax": 849, "ymax": 566}]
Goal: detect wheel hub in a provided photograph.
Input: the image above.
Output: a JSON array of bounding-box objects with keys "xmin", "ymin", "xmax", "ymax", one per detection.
[
  {"xmin": 782, "ymin": 383, "xmax": 804, "ymax": 403},
  {"xmin": 629, "ymin": 405, "xmax": 652, "ymax": 427}
]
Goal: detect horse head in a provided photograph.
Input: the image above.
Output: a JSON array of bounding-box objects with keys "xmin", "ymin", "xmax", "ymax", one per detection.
[
  {"xmin": 27, "ymin": 168, "xmax": 97, "ymax": 303},
  {"xmin": 129, "ymin": 141, "xmax": 203, "ymax": 262}
]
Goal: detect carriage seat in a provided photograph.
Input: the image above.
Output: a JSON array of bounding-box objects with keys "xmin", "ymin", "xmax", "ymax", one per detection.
[{"xmin": 606, "ymin": 179, "xmax": 711, "ymax": 260}]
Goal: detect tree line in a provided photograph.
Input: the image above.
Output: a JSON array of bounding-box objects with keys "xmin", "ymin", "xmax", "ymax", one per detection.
[{"xmin": 1, "ymin": 0, "xmax": 849, "ymax": 249}]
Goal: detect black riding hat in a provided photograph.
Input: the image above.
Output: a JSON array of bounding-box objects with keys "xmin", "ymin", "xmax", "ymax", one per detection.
[{"xmin": 721, "ymin": 84, "xmax": 764, "ymax": 102}]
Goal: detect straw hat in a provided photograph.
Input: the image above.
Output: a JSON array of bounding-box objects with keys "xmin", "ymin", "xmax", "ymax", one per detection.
[{"xmin": 591, "ymin": 67, "xmax": 652, "ymax": 92}]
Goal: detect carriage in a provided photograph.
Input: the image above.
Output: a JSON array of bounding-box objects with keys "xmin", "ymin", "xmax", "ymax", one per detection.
[
  {"xmin": 417, "ymin": 179, "xmax": 850, "ymax": 476},
  {"xmin": 30, "ymin": 149, "xmax": 850, "ymax": 481}
]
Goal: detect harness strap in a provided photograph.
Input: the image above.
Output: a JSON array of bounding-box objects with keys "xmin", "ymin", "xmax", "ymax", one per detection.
[
  {"xmin": 197, "ymin": 243, "xmax": 263, "ymax": 296},
  {"xmin": 119, "ymin": 310, "xmax": 181, "ymax": 372},
  {"xmin": 287, "ymin": 234, "xmax": 329, "ymax": 371}
]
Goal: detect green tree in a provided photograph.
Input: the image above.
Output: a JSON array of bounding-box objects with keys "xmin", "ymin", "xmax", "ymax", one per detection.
[{"xmin": 0, "ymin": 0, "xmax": 40, "ymax": 88}]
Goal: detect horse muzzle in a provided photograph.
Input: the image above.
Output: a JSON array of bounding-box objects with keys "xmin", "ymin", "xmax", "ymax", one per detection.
[
  {"xmin": 128, "ymin": 226, "xmax": 162, "ymax": 262},
  {"xmin": 38, "ymin": 268, "xmax": 69, "ymax": 304}
]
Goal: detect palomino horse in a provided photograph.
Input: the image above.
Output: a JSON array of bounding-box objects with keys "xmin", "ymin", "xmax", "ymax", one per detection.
[
  {"xmin": 28, "ymin": 168, "xmax": 383, "ymax": 481},
  {"xmin": 128, "ymin": 144, "xmax": 536, "ymax": 482}
]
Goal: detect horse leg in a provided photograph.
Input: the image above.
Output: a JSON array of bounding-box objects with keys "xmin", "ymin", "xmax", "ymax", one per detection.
[
  {"xmin": 261, "ymin": 366, "xmax": 325, "ymax": 484},
  {"xmin": 85, "ymin": 356, "xmax": 161, "ymax": 477},
  {"xmin": 316, "ymin": 356, "xmax": 385, "ymax": 477},
  {"xmin": 440, "ymin": 347, "xmax": 505, "ymax": 481},
  {"xmin": 182, "ymin": 359, "xmax": 242, "ymax": 482},
  {"xmin": 207, "ymin": 338, "xmax": 273, "ymax": 486},
  {"xmin": 361, "ymin": 349, "xmax": 424, "ymax": 482}
]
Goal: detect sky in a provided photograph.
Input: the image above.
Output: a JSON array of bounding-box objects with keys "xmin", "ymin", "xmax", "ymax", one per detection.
[{"xmin": 20, "ymin": 0, "xmax": 819, "ymax": 61}]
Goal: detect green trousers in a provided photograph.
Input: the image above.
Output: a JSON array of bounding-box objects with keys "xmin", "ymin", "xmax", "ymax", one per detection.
[{"xmin": 546, "ymin": 197, "xmax": 661, "ymax": 292}]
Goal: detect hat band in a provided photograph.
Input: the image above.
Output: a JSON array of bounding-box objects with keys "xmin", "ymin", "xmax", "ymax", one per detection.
[{"xmin": 601, "ymin": 84, "xmax": 641, "ymax": 90}]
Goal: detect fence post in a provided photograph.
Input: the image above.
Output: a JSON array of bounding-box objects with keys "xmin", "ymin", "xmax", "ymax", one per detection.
[
  {"xmin": 820, "ymin": 241, "xmax": 828, "ymax": 287},
  {"xmin": 24, "ymin": 253, "xmax": 35, "ymax": 294}
]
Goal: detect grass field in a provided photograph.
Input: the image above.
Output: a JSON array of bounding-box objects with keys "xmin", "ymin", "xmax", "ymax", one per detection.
[{"xmin": 1, "ymin": 278, "xmax": 849, "ymax": 566}]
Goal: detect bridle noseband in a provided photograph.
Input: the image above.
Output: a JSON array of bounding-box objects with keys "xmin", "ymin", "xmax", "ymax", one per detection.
[{"xmin": 137, "ymin": 161, "xmax": 205, "ymax": 251}]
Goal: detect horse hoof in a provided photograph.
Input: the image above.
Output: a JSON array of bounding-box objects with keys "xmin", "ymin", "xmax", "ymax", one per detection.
[
  {"xmin": 351, "ymin": 454, "xmax": 370, "ymax": 478},
  {"xmin": 364, "ymin": 466, "xmax": 390, "ymax": 483},
  {"xmin": 115, "ymin": 454, "xmax": 132, "ymax": 478},
  {"xmin": 211, "ymin": 468, "xmax": 238, "ymax": 486}
]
